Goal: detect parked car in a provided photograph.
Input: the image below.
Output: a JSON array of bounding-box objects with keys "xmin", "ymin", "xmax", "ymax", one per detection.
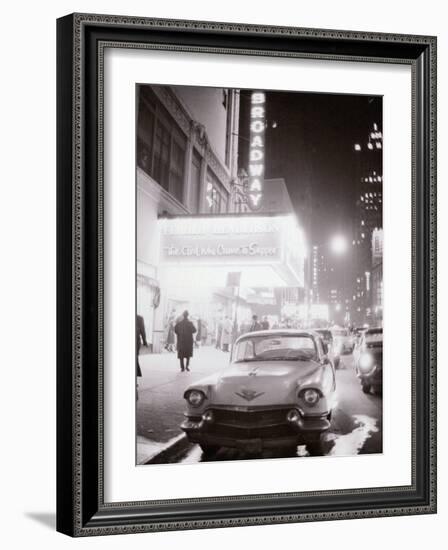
[
  {"xmin": 352, "ymin": 327, "xmax": 368, "ymax": 363},
  {"xmin": 354, "ymin": 328, "xmax": 383, "ymax": 394},
  {"xmin": 315, "ymin": 328, "xmax": 341, "ymax": 369},
  {"xmin": 331, "ymin": 326, "xmax": 354, "ymax": 355},
  {"xmin": 181, "ymin": 330, "xmax": 337, "ymax": 456}
]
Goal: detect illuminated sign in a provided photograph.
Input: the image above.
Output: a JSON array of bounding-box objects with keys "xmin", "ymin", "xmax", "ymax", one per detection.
[
  {"xmin": 247, "ymin": 91, "xmax": 266, "ymax": 210},
  {"xmin": 160, "ymin": 216, "xmax": 281, "ymax": 265},
  {"xmin": 158, "ymin": 215, "xmax": 306, "ymax": 287}
]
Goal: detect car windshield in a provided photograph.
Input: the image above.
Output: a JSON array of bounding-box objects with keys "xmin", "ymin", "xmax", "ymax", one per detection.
[
  {"xmin": 232, "ymin": 335, "xmax": 317, "ymax": 363},
  {"xmin": 316, "ymin": 330, "xmax": 332, "ymax": 341}
]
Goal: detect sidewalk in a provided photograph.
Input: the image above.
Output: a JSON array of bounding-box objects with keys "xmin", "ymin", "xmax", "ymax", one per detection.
[{"xmin": 136, "ymin": 345, "xmax": 229, "ymax": 464}]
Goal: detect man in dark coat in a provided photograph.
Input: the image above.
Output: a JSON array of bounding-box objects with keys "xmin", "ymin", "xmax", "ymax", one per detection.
[
  {"xmin": 249, "ymin": 314, "xmax": 262, "ymax": 332},
  {"xmin": 136, "ymin": 314, "xmax": 147, "ymax": 378},
  {"xmin": 261, "ymin": 316, "xmax": 270, "ymax": 330},
  {"xmin": 174, "ymin": 310, "xmax": 197, "ymax": 372}
]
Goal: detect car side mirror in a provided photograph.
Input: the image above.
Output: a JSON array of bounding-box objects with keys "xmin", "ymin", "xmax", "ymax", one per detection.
[{"xmin": 322, "ymin": 342, "xmax": 329, "ymax": 355}]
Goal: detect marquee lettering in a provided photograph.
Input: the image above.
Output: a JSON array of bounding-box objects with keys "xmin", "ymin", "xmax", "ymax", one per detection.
[{"xmin": 248, "ymin": 91, "xmax": 266, "ymax": 211}]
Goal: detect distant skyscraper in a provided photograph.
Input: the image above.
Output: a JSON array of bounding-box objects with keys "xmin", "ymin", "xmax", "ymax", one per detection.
[{"xmin": 352, "ymin": 122, "xmax": 383, "ymax": 325}]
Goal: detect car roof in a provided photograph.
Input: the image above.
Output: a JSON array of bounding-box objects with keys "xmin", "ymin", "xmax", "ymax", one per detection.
[{"xmin": 235, "ymin": 329, "xmax": 320, "ymax": 343}]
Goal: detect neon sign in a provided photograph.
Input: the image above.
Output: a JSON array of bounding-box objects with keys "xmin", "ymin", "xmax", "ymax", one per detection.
[{"xmin": 247, "ymin": 91, "xmax": 265, "ymax": 210}]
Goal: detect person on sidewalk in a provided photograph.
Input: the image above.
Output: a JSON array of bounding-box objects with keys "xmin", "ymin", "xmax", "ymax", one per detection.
[
  {"xmin": 215, "ymin": 317, "xmax": 223, "ymax": 350},
  {"xmin": 174, "ymin": 310, "xmax": 197, "ymax": 372},
  {"xmin": 221, "ymin": 316, "xmax": 233, "ymax": 352},
  {"xmin": 261, "ymin": 315, "xmax": 270, "ymax": 330},
  {"xmin": 195, "ymin": 317, "xmax": 203, "ymax": 348},
  {"xmin": 136, "ymin": 314, "xmax": 147, "ymax": 400},
  {"xmin": 164, "ymin": 311, "xmax": 176, "ymax": 352},
  {"xmin": 249, "ymin": 314, "xmax": 262, "ymax": 332}
]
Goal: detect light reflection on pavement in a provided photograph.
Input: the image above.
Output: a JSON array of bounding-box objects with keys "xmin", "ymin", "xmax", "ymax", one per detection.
[{"xmin": 326, "ymin": 414, "xmax": 379, "ymax": 456}]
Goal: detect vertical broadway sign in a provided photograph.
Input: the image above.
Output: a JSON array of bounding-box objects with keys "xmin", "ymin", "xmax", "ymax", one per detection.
[{"xmin": 248, "ymin": 91, "xmax": 266, "ymax": 210}]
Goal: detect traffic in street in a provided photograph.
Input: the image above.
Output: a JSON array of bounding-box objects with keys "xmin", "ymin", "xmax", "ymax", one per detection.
[{"xmin": 137, "ymin": 331, "xmax": 382, "ymax": 464}]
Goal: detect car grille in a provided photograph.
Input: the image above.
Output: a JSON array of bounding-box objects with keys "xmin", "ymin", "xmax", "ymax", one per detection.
[
  {"xmin": 206, "ymin": 408, "xmax": 296, "ymax": 440},
  {"xmin": 212, "ymin": 408, "xmax": 289, "ymax": 427}
]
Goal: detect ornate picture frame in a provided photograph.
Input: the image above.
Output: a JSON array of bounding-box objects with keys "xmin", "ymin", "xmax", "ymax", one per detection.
[{"xmin": 56, "ymin": 13, "xmax": 436, "ymax": 536}]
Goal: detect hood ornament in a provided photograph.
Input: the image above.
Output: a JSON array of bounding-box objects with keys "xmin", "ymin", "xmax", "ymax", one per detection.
[{"xmin": 235, "ymin": 388, "xmax": 265, "ymax": 402}]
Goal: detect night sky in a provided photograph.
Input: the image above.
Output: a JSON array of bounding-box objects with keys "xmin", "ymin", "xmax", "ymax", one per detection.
[{"xmin": 238, "ymin": 89, "xmax": 382, "ymax": 246}]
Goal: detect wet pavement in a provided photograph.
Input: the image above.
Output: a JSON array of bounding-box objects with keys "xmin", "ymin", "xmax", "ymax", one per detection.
[{"xmin": 136, "ymin": 346, "xmax": 230, "ymax": 462}]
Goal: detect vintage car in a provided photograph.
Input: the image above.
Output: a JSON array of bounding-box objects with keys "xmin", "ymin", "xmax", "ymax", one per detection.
[
  {"xmin": 315, "ymin": 328, "xmax": 341, "ymax": 369},
  {"xmin": 181, "ymin": 330, "xmax": 337, "ymax": 456},
  {"xmin": 355, "ymin": 328, "xmax": 383, "ymax": 394},
  {"xmin": 331, "ymin": 326, "xmax": 354, "ymax": 355}
]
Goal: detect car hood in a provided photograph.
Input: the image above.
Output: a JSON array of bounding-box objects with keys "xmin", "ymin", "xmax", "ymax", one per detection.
[{"xmin": 194, "ymin": 361, "xmax": 327, "ymax": 406}]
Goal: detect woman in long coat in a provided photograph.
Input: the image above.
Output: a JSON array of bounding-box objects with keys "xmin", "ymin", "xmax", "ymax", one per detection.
[
  {"xmin": 221, "ymin": 316, "xmax": 233, "ymax": 352},
  {"xmin": 174, "ymin": 310, "xmax": 197, "ymax": 371},
  {"xmin": 165, "ymin": 314, "xmax": 176, "ymax": 352}
]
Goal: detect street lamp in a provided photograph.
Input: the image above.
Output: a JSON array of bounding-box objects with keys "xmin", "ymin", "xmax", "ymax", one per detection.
[{"xmin": 330, "ymin": 235, "xmax": 348, "ymax": 255}]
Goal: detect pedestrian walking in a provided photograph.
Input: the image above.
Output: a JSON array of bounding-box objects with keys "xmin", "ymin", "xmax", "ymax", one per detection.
[
  {"xmin": 261, "ymin": 316, "xmax": 270, "ymax": 330},
  {"xmin": 195, "ymin": 317, "xmax": 204, "ymax": 347},
  {"xmin": 136, "ymin": 314, "xmax": 147, "ymax": 377},
  {"xmin": 249, "ymin": 314, "xmax": 262, "ymax": 332},
  {"xmin": 215, "ymin": 318, "xmax": 223, "ymax": 350},
  {"xmin": 164, "ymin": 311, "xmax": 176, "ymax": 352},
  {"xmin": 221, "ymin": 316, "xmax": 233, "ymax": 352},
  {"xmin": 136, "ymin": 314, "xmax": 147, "ymax": 400},
  {"xmin": 174, "ymin": 310, "xmax": 197, "ymax": 372},
  {"xmin": 201, "ymin": 320, "xmax": 208, "ymax": 346}
]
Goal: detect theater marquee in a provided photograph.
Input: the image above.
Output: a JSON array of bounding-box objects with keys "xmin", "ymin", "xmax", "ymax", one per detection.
[
  {"xmin": 159, "ymin": 216, "xmax": 282, "ymax": 265},
  {"xmin": 158, "ymin": 215, "xmax": 306, "ymax": 288}
]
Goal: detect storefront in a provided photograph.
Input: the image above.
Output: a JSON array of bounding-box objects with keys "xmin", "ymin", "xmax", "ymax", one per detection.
[{"xmin": 150, "ymin": 213, "xmax": 307, "ymax": 350}]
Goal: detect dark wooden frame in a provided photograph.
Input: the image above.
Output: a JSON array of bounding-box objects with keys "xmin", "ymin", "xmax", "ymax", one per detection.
[{"xmin": 57, "ymin": 13, "xmax": 437, "ymax": 537}]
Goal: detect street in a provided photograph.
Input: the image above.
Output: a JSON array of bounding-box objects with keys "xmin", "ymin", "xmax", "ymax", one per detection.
[{"xmin": 136, "ymin": 346, "xmax": 382, "ymax": 464}]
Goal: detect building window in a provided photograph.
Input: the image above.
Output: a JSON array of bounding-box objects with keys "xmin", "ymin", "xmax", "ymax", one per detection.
[
  {"xmin": 224, "ymin": 90, "xmax": 232, "ymax": 168},
  {"xmin": 189, "ymin": 151, "xmax": 201, "ymax": 213},
  {"xmin": 153, "ymin": 119, "xmax": 171, "ymax": 191},
  {"xmin": 169, "ymin": 134, "xmax": 186, "ymax": 202},
  {"xmin": 205, "ymin": 169, "xmax": 229, "ymax": 214},
  {"xmin": 136, "ymin": 92, "xmax": 156, "ymax": 175},
  {"xmin": 137, "ymin": 87, "xmax": 186, "ymax": 203}
]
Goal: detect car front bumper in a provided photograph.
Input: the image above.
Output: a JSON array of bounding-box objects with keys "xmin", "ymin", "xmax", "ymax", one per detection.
[{"xmin": 181, "ymin": 407, "xmax": 331, "ymax": 449}]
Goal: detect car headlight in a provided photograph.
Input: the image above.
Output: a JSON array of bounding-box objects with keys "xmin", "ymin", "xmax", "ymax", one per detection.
[
  {"xmin": 359, "ymin": 353, "xmax": 374, "ymax": 372},
  {"xmin": 299, "ymin": 388, "xmax": 321, "ymax": 406},
  {"xmin": 185, "ymin": 389, "xmax": 206, "ymax": 408}
]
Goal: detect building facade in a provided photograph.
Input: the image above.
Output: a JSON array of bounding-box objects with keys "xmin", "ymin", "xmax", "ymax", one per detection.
[
  {"xmin": 371, "ymin": 228, "xmax": 383, "ymax": 325},
  {"xmin": 136, "ymin": 85, "xmax": 241, "ymax": 350}
]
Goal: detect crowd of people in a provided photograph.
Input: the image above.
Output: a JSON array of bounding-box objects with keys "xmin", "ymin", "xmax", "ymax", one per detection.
[
  {"xmin": 137, "ymin": 309, "xmax": 336, "ymax": 377},
  {"xmin": 163, "ymin": 311, "xmax": 275, "ymax": 356},
  {"xmin": 137, "ymin": 309, "xmax": 366, "ymax": 381}
]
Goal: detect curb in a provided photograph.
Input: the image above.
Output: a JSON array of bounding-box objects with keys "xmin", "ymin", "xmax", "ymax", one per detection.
[{"xmin": 143, "ymin": 433, "xmax": 191, "ymax": 465}]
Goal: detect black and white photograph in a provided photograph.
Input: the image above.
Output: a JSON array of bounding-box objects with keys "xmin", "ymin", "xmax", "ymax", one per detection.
[{"xmin": 135, "ymin": 84, "xmax": 383, "ymax": 464}]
